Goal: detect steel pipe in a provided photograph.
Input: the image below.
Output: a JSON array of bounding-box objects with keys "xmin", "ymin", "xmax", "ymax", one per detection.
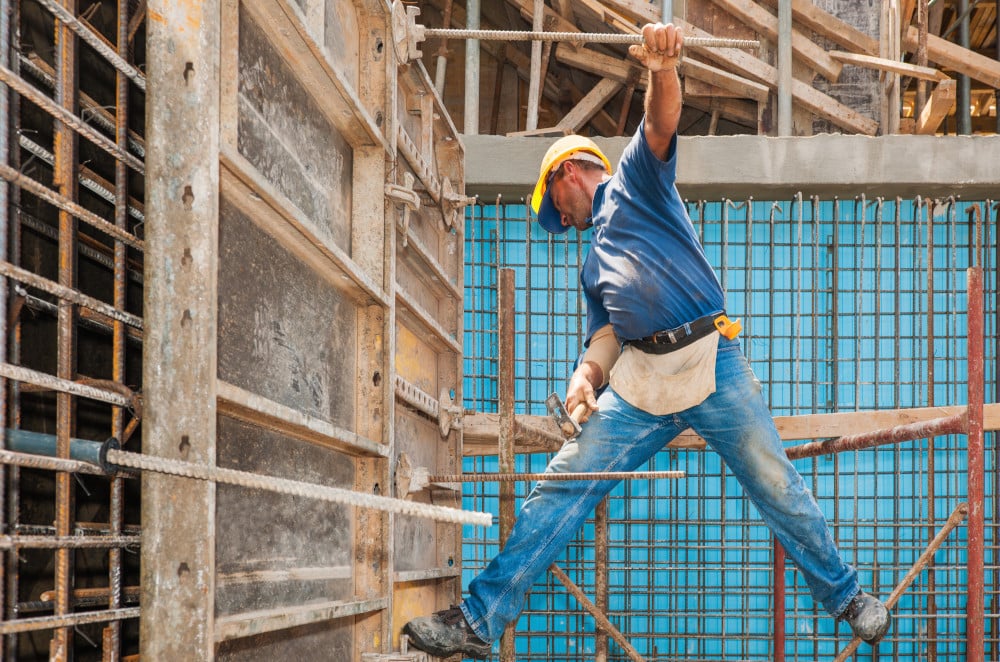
[{"xmin": 2, "ymin": 429, "xmax": 120, "ymax": 474}]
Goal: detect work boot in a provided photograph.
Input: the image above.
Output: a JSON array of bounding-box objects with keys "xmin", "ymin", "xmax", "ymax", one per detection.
[
  {"xmin": 403, "ymin": 605, "xmax": 492, "ymax": 659},
  {"xmin": 839, "ymin": 592, "xmax": 891, "ymax": 644}
]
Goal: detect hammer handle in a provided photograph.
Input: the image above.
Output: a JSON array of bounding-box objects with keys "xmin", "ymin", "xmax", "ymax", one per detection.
[{"xmin": 560, "ymin": 402, "xmax": 589, "ymax": 437}]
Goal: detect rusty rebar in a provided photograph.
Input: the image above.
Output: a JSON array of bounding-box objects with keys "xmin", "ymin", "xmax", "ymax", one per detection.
[
  {"xmin": 784, "ymin": 413, "xmax": 966, "ymax": 460},
  {"xmin": 549, "ymin": 564, "xmax": 645, "ymax": 662}
]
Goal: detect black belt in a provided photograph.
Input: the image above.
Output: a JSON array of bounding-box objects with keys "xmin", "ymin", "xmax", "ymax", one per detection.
[{"xmin": 625, "ymin": 313, "xmax": 723, "ymax": 355}]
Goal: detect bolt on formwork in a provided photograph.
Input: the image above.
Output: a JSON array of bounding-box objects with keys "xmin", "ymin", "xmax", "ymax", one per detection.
[
  {"xmin": 462, "ymin": 196, "xmax": 997, "ymax": 661},
  {"xmin": 0, "ymin": 1, "xmax": 146, "ymax": 659}
]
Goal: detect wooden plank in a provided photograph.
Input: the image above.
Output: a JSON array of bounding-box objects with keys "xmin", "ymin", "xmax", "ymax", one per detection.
[
  {"xmin": 903, "ymin": 24, "xmax": 1000, "ymax": 89},
  {"xmin": 557, "ymin": 78, "xmax": 625, "ymax": 131},
  {"xmin": 464, "ymin": 403, "xmax": 1000, "ymax": 456},
  {"xmin": 916, "ymin": 78, "xmax": 956, "ymax": 134},
  {"xmin": 707, "ymin": 0, "xmax": 843, "ymax": 82},
  {"xmin": 555, "ymin": 42, "xmax": 770, "ymax": 102},
  {"xmin": 757, "ymin": 0, "xmax": 879, "ymax": 56},
  {"xmin": 683, "ymin": 58, "xmax": 771, "ymax": 102},
  {"xmin": 830, "ymin": 50, "xmax": 949, "ymax": 81},
  {"xmin": 676, "ymin": 18, "xmax": 880, "ymax": 134}
]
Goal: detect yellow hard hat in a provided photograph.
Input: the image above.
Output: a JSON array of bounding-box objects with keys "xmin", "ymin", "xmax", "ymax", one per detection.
[{"xmin": 530, "ymin": 135, "xmax": 613, "ymax": 234}]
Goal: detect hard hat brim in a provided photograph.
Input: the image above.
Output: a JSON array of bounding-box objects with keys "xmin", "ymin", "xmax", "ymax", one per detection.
[{"xmin": 536, "ymin": 189, "xmax": 569, "ymax": 234}]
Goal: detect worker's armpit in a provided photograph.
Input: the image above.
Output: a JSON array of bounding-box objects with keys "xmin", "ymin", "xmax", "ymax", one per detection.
[{"xmin": 583, "ymin": 324, "xmax": 621, "ymax": 388}]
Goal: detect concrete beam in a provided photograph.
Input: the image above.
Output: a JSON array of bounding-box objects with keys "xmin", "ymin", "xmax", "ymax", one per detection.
[{"xmin": 462, "ymin": 133, "xmax": 1000, "ymax": 200}]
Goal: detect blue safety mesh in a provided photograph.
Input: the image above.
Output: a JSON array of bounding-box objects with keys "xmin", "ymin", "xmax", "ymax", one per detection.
[{"xmin": 461, "ymin": 197, "xmax": 998, "ymax": 661}]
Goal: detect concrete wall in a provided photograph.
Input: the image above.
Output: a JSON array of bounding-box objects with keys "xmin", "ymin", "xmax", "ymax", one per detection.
[{"xmin": 463, "ymin": 133, "xmax": 1000, "ymax": 200}]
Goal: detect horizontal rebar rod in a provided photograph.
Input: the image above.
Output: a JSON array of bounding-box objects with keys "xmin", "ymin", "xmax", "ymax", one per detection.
[
  {"xmin": 420, "ymin": 28, "xmax": 759, "ymax": 49},
  {"xmin": 0, "ymin": 262, "xmax": 144, "ymax": 329},
  {"xmin": 0, "ymin": 363, "xmax": 134, "ymax": 407},
  {"xmin": 0, "ymin": 535, "xmax": 140, "ymax": 550},
  {"xmin": 0, "ymin": 449, "xmax": 109, "ymax": 475},
  {"xmin": 104, "ymin": 449, "xmax": 493, "ymax": 527},
  {"xmin": 0, "ymin": 64, "xmax": 144, "ymax": 173},
  {"xmin": 0, "ymin": 607, "xmax": 140, "ymax": 635},
  {"xmin": 428, "ymin": 470, "xmax": 685, "ymax": 483}
]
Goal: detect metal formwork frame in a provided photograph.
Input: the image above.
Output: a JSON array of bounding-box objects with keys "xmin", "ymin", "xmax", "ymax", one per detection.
[{"xmin": 0, "ymin": 0, "xmax": 470, "ymax": 659}]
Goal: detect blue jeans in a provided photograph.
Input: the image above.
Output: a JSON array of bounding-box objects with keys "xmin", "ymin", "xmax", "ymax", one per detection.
[{"xmin": 461, "ymin": 338, "xmax": 860, "ymax": 643}]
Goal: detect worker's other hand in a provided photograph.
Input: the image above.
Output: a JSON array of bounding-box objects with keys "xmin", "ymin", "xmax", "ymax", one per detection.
[
  {"xmin": 629, "ymin": 23, "xmax": 683, "ymax": 72},
  {"xmin": 565, "ymin": 363, "xmax": 601, "ymax": 424}
]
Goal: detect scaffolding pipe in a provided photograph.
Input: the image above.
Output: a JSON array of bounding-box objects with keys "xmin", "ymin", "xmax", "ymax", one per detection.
[
  {"xmin": 966, "ymin": 265, "xmax": 985, "ymax": 659},
  {"xmin": 833, "ymin": 503, "xmax": 969, "ymax": 661},
  {"xmin": 957, "ymin": 0, "xmax": 971, "ymax": 134},
  {"xmin": 525, "ymin": 0, "xmax": 543, "ymax": 131},
  {"xmin": 784, "ymin": 413, "xmax": 966, "ymax": 460},
  {"xmin": 772, "ymin": 538, "xmax": 786, "ymax": 661},
  {"xmin": 433, "ymin": 0, "xmax": 453, "ymax": 97},
  {"xmin": 463, "ymin": 0, "xmax": 480, "ymax": 135},
  {"xmin": 498, "ymin": 268, "xmax": 516, "ymax": 661},
  {"xmin": 777, "ymin": 0, "xmax": 792, "ymax": 135}
]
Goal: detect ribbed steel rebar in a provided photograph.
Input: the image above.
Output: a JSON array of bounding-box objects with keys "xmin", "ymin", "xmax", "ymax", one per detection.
[
  {"xmin": 35, "ymin": 0, "xmax": 146, "ymax": 92},
  {"xmin": 104, "ymin": 449, "xmax": 492, "ymax": 527},
  {"xmin": 429, "ymin": 470, "xmax": 685, "ymax": 483},
  {"xmin": 420, "ymin": 28, "xmax": 759, "ymax": 49}
]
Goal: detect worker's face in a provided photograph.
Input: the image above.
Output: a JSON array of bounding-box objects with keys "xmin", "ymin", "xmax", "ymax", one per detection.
[{"xmin": 548, "ymin": 162, "xmax": 595, "ymax": 232}]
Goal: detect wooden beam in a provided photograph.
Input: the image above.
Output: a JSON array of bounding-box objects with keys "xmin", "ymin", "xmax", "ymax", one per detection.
[
  {"xmin": 757, "ymin": 0, "xmax": 879, "ymax": 56},
  {"xmin": 557, "ymin": 78, "xmax": 625, "ymax": 131},
  {"xmin": 463, "ymin": 403, "xmax": 1000, "ymax": 456},
  {"xmin": 916, "ymin": 78, "xmax": 956, "ymax": 134},
  {"xmin": 829, "ymin": 50, "xmax": 949, "ymax": 82},
  {"xmin": 707, "ymin": 0, "xmax": 843, "ymax": 82},
  {"xmin": 903, "ymin": 24, "xmax": 1000, "ymax": 89},
  {"xmin": 676, "ymin": 18, "xmax": 880, "ymax": 134},
  {"xmin": 556, "ymin": 42, "xmax": 770, "ymax": 103}
]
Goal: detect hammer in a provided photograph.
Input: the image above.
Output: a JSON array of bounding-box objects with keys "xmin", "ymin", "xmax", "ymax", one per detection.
[{"xmin": 545, "ymin": 392, "xmax": 588, "ymax": 440}]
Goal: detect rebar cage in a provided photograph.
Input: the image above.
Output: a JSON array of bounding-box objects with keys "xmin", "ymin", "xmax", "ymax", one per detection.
[{"xmin": 462, "ymin": 197, "xmax": 998, "ymax": 661}]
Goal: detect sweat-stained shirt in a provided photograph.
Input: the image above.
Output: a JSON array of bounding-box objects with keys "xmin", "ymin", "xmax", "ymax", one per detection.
[{"xmin": 581, "ymin": 120, "xmax": 725, "ymax": 345}]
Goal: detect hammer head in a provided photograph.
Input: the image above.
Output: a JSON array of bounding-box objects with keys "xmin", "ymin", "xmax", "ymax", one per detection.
[{"xmin": 545, "ymin": 392, "xmax": 582, "ymax": 439}]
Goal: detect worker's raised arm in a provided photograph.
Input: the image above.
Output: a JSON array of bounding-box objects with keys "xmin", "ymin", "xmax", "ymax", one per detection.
[{"xmin": 628, "ymin": 23, "xmax": 683, "ymax": 160}]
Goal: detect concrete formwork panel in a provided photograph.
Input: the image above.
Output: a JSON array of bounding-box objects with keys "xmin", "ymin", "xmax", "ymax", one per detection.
[{"xmin": 143, "ymin": 1, "xmax": 465, "ymax": 659}]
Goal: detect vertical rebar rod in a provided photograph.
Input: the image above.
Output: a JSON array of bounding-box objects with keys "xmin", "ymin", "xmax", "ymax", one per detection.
[
  {"xmin": 595, "ymin": 497, "xmax": 609, "ymax": 662},
  {"xmin": 925, "ymin": 197, "xmax": 938, "ymax": 656},
  {"xmin": 0, "ymin": 0, "xmax": 8, "ymax": 656},
  {"xmin": 105, "ymin": 0, "xmax": 132, "ymax": 657},
  {"xmin": 498, "ymin": 267, "xmax": 515, "ymax": 662},
  {"xmin": 52, "ymin": 1, "xmax": 79, "ymax": 657}
]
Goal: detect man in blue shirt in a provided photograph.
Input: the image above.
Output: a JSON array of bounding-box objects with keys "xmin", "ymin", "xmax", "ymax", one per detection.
[{"xmin": 404, "ymin": 22, "xmax": 890, "ymax": 659}]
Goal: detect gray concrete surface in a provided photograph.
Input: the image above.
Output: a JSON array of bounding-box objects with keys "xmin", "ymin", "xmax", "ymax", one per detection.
[{"xmin": 463, "ymin": 133, "xmax": 1000, "ymax": 200}]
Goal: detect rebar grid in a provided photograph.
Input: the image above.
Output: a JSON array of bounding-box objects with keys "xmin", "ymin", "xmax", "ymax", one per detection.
[
  {"xmin": 0, "ymin": 1, "xmax": 146, "ymax": 659},
  {"xmin": 462, "ymin": 197, "xmax": 996, "ymax": 661}
]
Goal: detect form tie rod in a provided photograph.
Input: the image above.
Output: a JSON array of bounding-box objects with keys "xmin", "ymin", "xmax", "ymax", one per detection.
[{"xmin": 420, "ymin": 28, "xmax": 759, "ymax": 50}]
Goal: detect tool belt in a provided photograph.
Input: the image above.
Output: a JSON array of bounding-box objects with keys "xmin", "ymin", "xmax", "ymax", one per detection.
[{"xmin": 625, "ymin": 313, "xmax": 742, "ymax": 355}]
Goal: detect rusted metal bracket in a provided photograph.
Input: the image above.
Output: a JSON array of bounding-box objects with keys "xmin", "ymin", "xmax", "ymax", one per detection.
[
  {"xmin": 393, "ymin": 375, "xmax": 462, "ymax": 438},
  {"xmin": 439, "ymin": 177, "xmax": 476, "ymax": 229},
  {"xmin": 385, "ymin": 172, "xmax": 420, "ymax": 247}
]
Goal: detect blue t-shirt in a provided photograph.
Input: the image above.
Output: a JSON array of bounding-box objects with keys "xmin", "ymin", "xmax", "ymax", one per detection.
[{"xmin": 581, "ymin": 121, "xmax": 725, "ymax": 343}]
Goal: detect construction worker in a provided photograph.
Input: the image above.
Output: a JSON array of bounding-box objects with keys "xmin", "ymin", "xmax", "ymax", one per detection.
[{"xmin": 404, "ymin": 23, "xmax": 891, "ymax": 659}]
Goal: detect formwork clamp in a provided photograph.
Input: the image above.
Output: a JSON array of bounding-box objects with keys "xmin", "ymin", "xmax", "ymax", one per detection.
[
  {"xmin": 386, "ymin": 172, "xmax": 421, "ymax": 247},
  {"xmin": 440, "ymin": 177, "xmax": 476, "ymax": 230}
]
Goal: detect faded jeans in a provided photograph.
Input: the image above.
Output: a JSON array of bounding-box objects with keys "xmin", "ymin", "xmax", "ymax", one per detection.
[{"xmin": 461, "ymin": 337, "xmax": 860, "ymax": 643}]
